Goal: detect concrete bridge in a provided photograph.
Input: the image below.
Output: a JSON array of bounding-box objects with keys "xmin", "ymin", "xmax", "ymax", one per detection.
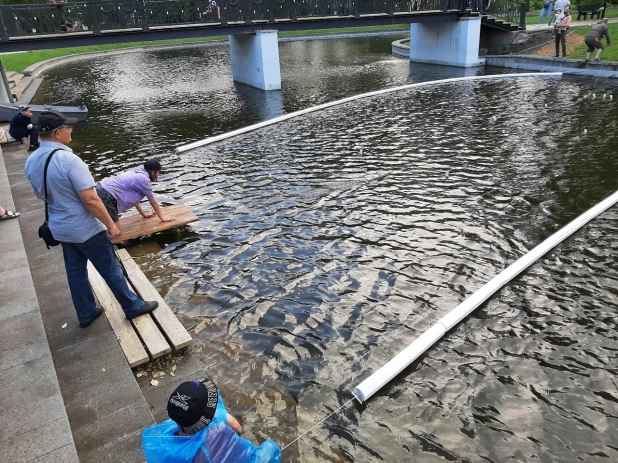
[{"xmin": 0, "ymin": 0, "xmax": 526, "ymax": 89}]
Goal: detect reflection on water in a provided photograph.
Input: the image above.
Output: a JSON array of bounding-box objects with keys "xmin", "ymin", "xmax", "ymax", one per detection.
[{"xmin": 34, "ymin": 37, "xmax": 618, "ymax": 462}]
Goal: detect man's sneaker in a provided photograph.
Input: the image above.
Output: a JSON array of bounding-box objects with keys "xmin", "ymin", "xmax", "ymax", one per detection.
[
  {"xmin": 125, "ymin": 301, "xmax": 159, "ymax": 320},
  {"xmin": 80, "ymin": 306, "xmax": 104, "ymax": 328},
  {"xmin": 27, "ymin": 144, "xmax": 39, "ymax": 152}
]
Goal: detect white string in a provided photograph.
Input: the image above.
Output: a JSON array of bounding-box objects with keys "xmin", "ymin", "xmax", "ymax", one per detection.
[{"xmin": 281, "ymin": 395, "xmax": 359, "ymax": 451}]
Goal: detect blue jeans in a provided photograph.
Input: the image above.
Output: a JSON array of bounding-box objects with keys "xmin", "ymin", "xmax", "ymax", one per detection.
[
  {"xmin": 539, "ymin": 4, "xmax": 552, "ymax": 24},
  {"xmin": 62, "ymin": 230, "xmax": 143, "ymax": 324}
]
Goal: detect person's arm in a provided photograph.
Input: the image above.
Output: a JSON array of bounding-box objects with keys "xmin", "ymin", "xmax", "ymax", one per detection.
[
  {"xmin": 135, "ymin": 202, "xmax": 155, "ymax": 218},
  {"xmin": 226, "ymin": 414, "xmax": 243, "ymax": 434},
  {"xmin": 147, "ymin": 197, "xmax": 176, "ymax": 222},
  {"xmin": 77, "ymin": 188, "xmax": 120, "ymax": 238},
  {"xmin": 606, "ymin": 26, "xmax": 611, "ymax": 45}
]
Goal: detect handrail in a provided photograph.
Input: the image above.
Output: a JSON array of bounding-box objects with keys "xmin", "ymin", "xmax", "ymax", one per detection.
[{"xmin": 0, "ymin": 0, "xmax": 526, "ymax": 40}]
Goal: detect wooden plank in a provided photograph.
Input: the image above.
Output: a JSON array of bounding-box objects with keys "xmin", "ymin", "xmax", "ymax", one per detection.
[
  {"xmin": 111, "ymin": 204, "xmax": 198, "ymax": 244},
  {"xmin": 117, "ymin": 249, "xmax": 193, "ymax": 350},
  {"xmin": 87, "ymin": 262, "xmax": 149, "ymax": 367},
  {"xmin": 88, "ymin": 261, "xmax": 171, "ymax": 360}
]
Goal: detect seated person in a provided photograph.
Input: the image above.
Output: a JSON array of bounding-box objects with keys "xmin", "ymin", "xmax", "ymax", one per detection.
[
  {"xmin": 142, "ymin": 377, "xmax": 282, "ymax": 463},
  {"xmin": 95, "ymin": 159, "xmax": 175, "ymax": 226},
  {"xmin": 9, "ymin": 105, "xmax": 39, "ymax": 151}
]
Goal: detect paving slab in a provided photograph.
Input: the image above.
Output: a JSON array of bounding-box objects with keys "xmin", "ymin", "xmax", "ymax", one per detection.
[
  {"xmin": 2, "ymin": 416, "xmax": 75, "ymax": 463},
  {"xmin": 33, "ymin": 444, "xmax": 80, "ymax": 463},
  {"xmin": 0, "ymin": 337, "xmax": 49, "ymax": 372},
  {"xmin": 0, "ymin": 394, "xmax": 66, "ymax": 443}
]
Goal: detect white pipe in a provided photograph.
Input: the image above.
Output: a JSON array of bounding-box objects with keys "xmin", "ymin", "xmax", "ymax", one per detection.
[
  {"xmin": 353, "ymin": 189, "xmax": 618, "ymax": 403},
  {"xmin": 175, "ymin": 72, "xmax": 562, "ymax": 154}
]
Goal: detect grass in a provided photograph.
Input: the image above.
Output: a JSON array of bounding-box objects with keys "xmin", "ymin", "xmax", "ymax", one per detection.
[{"xmin": 0, "ymin": 24, "xmax": 409, "ymax": 72}]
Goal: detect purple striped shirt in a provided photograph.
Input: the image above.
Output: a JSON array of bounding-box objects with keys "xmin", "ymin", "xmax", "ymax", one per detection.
[{"xmin": 100, "ymin": 166, "xmax": 155, "ymax": 213}]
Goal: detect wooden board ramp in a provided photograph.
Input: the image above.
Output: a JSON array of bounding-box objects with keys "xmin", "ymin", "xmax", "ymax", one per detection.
[
  {"xmin": 117, "ymin": 249, "xmax": 193, "ymax": 350},
  {"xmin": 87, "ymin": 253, "xmax": 192, "ymax": 368},
  {"xmin": 111, "ymin": 204, "xmax": 198, "ymax": 243}
]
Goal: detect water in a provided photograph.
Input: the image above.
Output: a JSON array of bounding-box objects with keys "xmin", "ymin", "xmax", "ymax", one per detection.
[{"xmin": 33, "ymin": 36, "xmax": 618, "ymax": 462}]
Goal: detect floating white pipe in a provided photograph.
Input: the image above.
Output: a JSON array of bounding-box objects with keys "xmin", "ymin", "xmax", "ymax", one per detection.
[
  {"xmin": 175, "ymin": 72, "xmax": 562, "ymax": 154},
  {"xmin": 353, "ymin": 189, "xmax": 618, "ymax": 403}
]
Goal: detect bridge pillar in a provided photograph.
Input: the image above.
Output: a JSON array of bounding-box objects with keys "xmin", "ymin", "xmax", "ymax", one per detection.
[
  {"xmin": 409, "ymin": 17, "xmax": 484, "ymax": 67},
  {"xmin": 229, "ymin": 31, "xmax": 281, "ymax": 91}
]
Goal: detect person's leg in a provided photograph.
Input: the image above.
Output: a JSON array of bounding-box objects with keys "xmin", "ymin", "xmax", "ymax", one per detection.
[
  {"xmin": 76, "ymin": 231, "xmax": 143, "ymax": 314},
  {"xmin": 596, "ymin": 47, "xmax": 603, "ymax": 59},
  {"xmin": 62, "ymin": 241, "xmax": 98, "ymax": 325},
  {"xmin": 28, "ymin": 126, "xmax": 39, "ymax": 147},
  {"xmin": 555, "ymin": 32, "xmax": 560, "ymax": 57},
  {"xmin": 539, "ymin": 7, "xmax": 546, "ymax": 24},
  {"xmin": 561, "ymin": 31, "xmax": 567, "ymax": 57},
  {"xmin": 546, "ymin": 4, "xmax": 552, "ymax": 24}
]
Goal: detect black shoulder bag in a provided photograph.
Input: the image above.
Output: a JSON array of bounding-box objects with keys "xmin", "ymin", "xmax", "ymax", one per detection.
[{"xmin": 38, "ymin": 149, "xmax": 62, "ymax": 249}]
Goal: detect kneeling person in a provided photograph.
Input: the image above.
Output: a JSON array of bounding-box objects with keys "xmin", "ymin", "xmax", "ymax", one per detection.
[
  {"xmin": 142, "ymin": 378, "xmax": 281, "ymax": 463},
  {"xmin": 96, "ymin": 159, "xmax": 175, "ymax": 226}
]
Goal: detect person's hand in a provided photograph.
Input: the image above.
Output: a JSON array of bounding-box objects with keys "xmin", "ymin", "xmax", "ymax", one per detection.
[
  {"xmin": 107, "ymin": 223, "xmax": 120, "ymax": 239},
  {"xmin": 27, "ymin": 124, "xmax": 33, "ymax": 129},
  {"xmin": 161, "ymin": 216, "xmax": 176, "ymax": 222},
  {"xmin": 142, "ymin": 212, "xmax": 155, "ymax": 218}
]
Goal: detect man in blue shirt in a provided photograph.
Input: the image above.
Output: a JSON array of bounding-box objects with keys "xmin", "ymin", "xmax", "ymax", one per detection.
[
  {"xmin": 9, "ymin": 105, "xmax": 39, "ymax": 151},
  {"xmin": 24, "ymin": 111, "xmax": 159, "ymax": 328}
]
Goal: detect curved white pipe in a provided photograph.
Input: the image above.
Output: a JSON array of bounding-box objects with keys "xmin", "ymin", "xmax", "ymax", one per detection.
[
  {"xmin": 175, "ymin": 72, "xmax": 562, "ymax": 153},
  {"xmin": 353, "ymin": 189, "xmax": 618, "ymax": 403}
]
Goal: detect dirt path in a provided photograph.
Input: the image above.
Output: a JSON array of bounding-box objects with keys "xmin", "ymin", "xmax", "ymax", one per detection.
[{"xmin": 527, "ymin": 30, "xmax": 586, "ymax": 57}]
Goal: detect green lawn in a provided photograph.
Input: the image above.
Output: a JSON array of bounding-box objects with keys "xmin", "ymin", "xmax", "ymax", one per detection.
[{"xmin": 0, "ymin": 24, "xmax": 409, "ymax": 73}]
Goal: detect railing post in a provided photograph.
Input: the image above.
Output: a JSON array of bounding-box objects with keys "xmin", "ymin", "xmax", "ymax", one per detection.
[
  {"xmin": 0, "ymin": 7, "xmax": 10, "ymax": 41},
  {"xmin": 88, "ymin": 0, "xmax": 101, "ymax": 35},
  {"xmin": 602, "ymin": 1, "xmax": 607, "ymax": 19},
  {"xmin": 290, "ymin": 0, "xmax": 297, "ymax": 20},
  {"xmin": 519, "ymin": 2, "xmax": 527, "ymax": 30},
  {"xmin": 137, "ymin": 0, "xmax": 149, "ymax": 31},
  {"xmin": 440, "ymin": 0, "xmax": 447, "ymax": 12}
]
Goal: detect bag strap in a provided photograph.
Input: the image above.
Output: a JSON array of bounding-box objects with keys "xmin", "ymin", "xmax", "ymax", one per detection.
[{"xmin": 42, "ymin": 148, "xmax": 63, "ymax": 223}]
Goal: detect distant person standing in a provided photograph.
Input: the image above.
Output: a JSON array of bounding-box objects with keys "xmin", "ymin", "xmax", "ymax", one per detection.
[
  {"xmin": 554, "ymin": 0, "xmax": 570, "ymax": 12},
  {"xmin": 585, "ymin": 18, "xmax": 611, "ymax": 62},
  {"xmin": 539, "ymin": 0, "xmax": 553, "ymax": 26},
  {"xmin": 203, "ymin": 0, "xmax": 220, "ymax": 20},
  {"xmin": 555, "ymin": 7, "xmax": 572, "ymax": 57},
  {"xmin": 9, "ymin": 105, "xmax": 39, "ymax": 151}
]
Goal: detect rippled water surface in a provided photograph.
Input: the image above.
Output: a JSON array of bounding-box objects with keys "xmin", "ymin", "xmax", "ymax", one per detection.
[{"xmin": 34, "ymin": 36, "xmax": 618, "ymax": 462}]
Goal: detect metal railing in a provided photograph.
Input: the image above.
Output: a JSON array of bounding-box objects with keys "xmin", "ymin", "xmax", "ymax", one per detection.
[{"xmin": 0, "ymin": 0, "xmax": 526, "ymax": 39}]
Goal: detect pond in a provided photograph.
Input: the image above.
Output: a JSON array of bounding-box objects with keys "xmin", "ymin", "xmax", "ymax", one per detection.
[{"xmin": 34, "ymin": 35, "xmax": 618, "ymax": 462}]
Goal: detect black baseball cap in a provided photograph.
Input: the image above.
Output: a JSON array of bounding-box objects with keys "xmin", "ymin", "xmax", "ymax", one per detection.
[
  {"xmin": 38, "ymin": 110, "xmax": 78, "ymax": 132},
  {"xmin": 167, "ymin": 378, "xmax": 219, "ymax": 434}
]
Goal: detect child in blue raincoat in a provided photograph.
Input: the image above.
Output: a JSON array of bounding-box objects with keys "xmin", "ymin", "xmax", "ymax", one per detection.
[{"xmin": 142, "ymin": 378, "xmax": 281, "ymax": 463}]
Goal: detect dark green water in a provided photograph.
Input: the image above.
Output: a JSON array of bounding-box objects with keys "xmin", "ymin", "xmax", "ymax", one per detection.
[{"xmin": 34, "ymin": 36, "xmax": 618, "ymax": 462}]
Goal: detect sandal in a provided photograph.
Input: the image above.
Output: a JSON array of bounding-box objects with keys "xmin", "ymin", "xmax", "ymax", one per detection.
[
  {"xmin": 0, "ymin": 210, "xmax": 21, "ymax": 221},
  {"xmin": 595, "ymin": 58, "xmax": 602, "ymax": 61}
]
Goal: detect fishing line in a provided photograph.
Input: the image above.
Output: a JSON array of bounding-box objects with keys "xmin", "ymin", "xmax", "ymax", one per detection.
[{"xmin": 280, "ymin": 395, "xmax": 359, "ymax": 451}]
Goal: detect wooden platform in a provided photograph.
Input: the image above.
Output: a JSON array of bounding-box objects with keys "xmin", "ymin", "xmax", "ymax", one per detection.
[
  {"xmin": 87, "ymin": 249, "xmax": 192, "ymax": 367},
  {"xmin": 111, "ymin": 204, "xmax": 198, "ymax": 243}
]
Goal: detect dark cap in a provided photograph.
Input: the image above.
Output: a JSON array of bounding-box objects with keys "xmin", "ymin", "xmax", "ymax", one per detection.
[
  {"xmin": 38, "ymin": 110, "xmax": 78, "ymax": 132},
  {"xmin": 19, "ymin": 104, "xmax": 30, "ymax": 112},
  {"xmin": 144, "ymin": 159, "xmax": 162, "ymax": 172},
  {"xmin": 167, "ymin": 378, "xmax": 219, "ymax": 434}
]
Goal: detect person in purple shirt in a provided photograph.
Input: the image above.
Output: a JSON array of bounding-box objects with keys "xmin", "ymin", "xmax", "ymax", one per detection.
[{"xmin": 95, "ymin": 159, "xmax": 175, "ymax": 228}]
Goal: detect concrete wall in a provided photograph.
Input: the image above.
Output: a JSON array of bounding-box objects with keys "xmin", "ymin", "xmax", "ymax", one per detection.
[
  {"xmin": 410, "ymin": 17, "xmax": 485, "ymax": 67},
  {"xmin": 229, "ymin": 31, "xmax": 281, "ymax": 91}
]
